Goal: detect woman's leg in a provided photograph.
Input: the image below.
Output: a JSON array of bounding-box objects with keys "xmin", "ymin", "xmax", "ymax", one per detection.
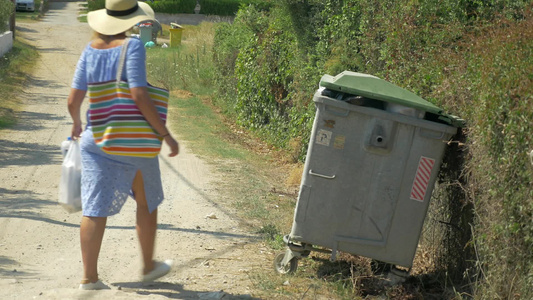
[
  {"xmin": 80, "ymin": 216, "xmax": 107, "ymax": 283},
  {"xmin": 132, "ymin": 170, "xmax": 157, "ymax": 274}
]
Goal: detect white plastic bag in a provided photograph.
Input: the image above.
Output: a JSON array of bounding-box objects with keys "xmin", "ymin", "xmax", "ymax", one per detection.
[{"xmin": 58, "ymin": 140, "xmax": 82, "ymax": 213}]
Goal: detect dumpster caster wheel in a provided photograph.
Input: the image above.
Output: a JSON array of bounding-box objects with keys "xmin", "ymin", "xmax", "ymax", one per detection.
[{"xmin": 274, "ymin": 252, "xmax": 298, "ymax": 274}]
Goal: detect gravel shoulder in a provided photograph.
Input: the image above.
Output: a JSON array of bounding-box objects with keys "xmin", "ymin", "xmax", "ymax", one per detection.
[{"xmin": 0, "ymin": 3, "xmax": 268, "ymax": 299}]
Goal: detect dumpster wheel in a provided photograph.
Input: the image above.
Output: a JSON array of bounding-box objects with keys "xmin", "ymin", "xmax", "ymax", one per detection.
[{"xmin": 274, "ymin": 252, "xmax": 298, "ymax": 274}]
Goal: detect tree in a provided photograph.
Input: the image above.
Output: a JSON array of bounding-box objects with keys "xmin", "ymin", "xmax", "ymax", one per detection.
[{"xmin": 10, "ymin": 0, "xmax": 15, "ymax": 39}]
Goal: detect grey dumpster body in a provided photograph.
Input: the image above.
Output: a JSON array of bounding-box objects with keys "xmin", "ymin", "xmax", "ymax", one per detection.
[{"xmin": 275, "ymin": 71, "xmax": 463, "ymax": 274}]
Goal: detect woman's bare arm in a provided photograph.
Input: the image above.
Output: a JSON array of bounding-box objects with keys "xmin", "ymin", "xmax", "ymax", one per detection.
[
  {"xmin": 67, "ymin": 88, "xmax": 86, "ymax": 139},
  {"xmin": 130, "ymin": 86, "xmax": 179, "ymax": 157}
]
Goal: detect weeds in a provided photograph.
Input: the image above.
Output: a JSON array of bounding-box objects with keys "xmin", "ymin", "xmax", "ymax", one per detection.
[
  {"xmin": 0, "ymin": 40, "xmax": 38, "ymax": 129},
  {"xmin": 0, "ymin": 0, "xmax": 14, "ymax": 31},
  {"xmin": 147, "ymin": 22, "xmax": 216, "ymax": 95}
]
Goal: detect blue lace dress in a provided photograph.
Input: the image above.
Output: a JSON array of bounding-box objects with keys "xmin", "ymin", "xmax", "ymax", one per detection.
[{"xmin": 71, "ymin": 38, "xmax": 164, "ymax": 217}]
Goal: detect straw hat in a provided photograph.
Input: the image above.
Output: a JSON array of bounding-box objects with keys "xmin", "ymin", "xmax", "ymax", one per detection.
[{"xmin": 88, "ymin": 0, "xmax": 155, "ymax": 35}]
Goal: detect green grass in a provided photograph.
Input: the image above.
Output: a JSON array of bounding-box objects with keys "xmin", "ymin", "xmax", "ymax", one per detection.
[
  {"xmin": 146, "ymin": 22, "xmax": 217, "ymax": 91},
  {"xmin": 167, "ymin": 94, "xmax": 247, "ymax": 160},
  {"xmin": 0, "ymin": 39, "xmax": 39, "ymax": 129},
  {"xmin": 77, "ymin": 0, "xmax": 88, "ymax": 22}
]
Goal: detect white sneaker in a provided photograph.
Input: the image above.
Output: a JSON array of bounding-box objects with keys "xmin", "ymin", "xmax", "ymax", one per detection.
[
  {"xmin": 79, "ymin": 280, "xmax": 110, "ymax": 290},
  {"xmin": 142, "ymin": 260, "xmax": 173, "ymax": 282}
]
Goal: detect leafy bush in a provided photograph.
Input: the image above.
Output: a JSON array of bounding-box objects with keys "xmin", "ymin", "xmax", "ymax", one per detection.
[
  {"xmin": 200, "ymin": 0, "xmax": 243, "ymax": 16},
  {"xmin": 87, "ymin": 0, "xmax": 105, "ymax": 11},
  {"xmin": 147, "ymin": 0, "xmax": 196, "ymax": 14},
  {"xmin": 86, "ymin": 0, "xmax": 272, "ymax": 15},
  {"xmin": 200, "ymin": 0, "xmax": 273, "ymax": 16},
  {"xmin": 458, "ymin": 16, "xmax": 533, "ymax": 298},
  {"xmin": 213, "ymin": 4, "xmax": 314, "ymax": 157},
  {"xmin": 0, "ymin": 0, "xmax": 14, "ymax": 32},
  {"xmin": 87, "ymin": 0, "xmax": 197, "ymax": 14},
  {"xmin": 213, "ymin": 6, "xmax": 265, "ymax": 114}
]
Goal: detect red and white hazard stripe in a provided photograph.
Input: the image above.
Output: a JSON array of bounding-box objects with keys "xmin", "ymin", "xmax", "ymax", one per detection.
[{"xmin": 410, "ymin": 156, "xmax": 435, "ymax": 202}]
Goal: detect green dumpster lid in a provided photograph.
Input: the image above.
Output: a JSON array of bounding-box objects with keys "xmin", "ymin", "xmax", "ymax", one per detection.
[{"xmin": 320, "ymin": 71, "xmax": 465, "ymax": 127}]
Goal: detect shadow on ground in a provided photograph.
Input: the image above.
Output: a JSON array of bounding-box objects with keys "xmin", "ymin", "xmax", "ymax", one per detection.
[
  {"xmin": 113, "ymin": 281, "xmax": 260, "ymax": 299},
  {"xmin": 0, "ymin": 138, "xmax": 63, "ymax": 166}
]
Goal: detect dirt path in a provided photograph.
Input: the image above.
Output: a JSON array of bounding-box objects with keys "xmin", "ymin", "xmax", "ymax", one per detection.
[{"xmin": 0, "ymin": 2, "xmax": 266, "ymax": 299}]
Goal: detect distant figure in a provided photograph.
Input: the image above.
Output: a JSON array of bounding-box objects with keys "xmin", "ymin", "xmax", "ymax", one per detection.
[{"xmin": 152, "ymin": 20, "xmax": 163, "ymax": 42}]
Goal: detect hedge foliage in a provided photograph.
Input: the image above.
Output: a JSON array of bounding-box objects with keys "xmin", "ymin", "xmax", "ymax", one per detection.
[
  {"xmin": 87, "ymin": 0, "xmax": 197, "ymax": 13},
  {"xmin": 0, "ymin": 0, "xmax": 14, "ymax": 32},
  {"xmin": 213, "ymin": 0, "xmax": 533, "ymax": 298},
  {"xmin": 147, "ymin": 0, "xmax": 196, "ymax": 14},
  {"xmin": 214, "ymin": 5, "xmax": 316, "ymax": 157},
  {"xmin": 87, "ymin": 0, "xmax": 105, "ymax": 11},
  {"xmin": 86, "ymin": 0, "xmax": 271, "ymax": 15},
  {"xmin": 86, "ymin": 0, "xmax": 197, "ymax": 14},
  {"xmin": 199, "ymin": 0, "xmax": 273, "ymax": 16}
]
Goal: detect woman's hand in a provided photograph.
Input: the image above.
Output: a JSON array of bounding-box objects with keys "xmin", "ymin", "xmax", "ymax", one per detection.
[
  {"xmin": 67, "ymin": 88, "xmax": 86, "ymax": 140},
  {"xmin": 71, "ymin": 121, "xmax": 83, "ymax": 140},
  {"xmin": 164, "ymin": 135, "xmax": 179, "ymax": 157}
]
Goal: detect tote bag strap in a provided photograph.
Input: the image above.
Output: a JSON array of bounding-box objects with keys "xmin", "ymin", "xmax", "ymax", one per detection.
[{"xmin": 116, "ymin": 37, "xmax": 131, "ymax": 84}]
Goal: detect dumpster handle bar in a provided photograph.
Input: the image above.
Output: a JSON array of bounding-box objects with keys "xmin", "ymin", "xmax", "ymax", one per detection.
[
  {"xmin": 419, "ymin": 127, "xmax": 446, "ymax": 140},
  {"xmin": 325, "ymin": 105, "xmax": 350, "ymax": 117},
  {"xmin": 309, "ymin": 170, "xmax": 336, "ymax": 179}
]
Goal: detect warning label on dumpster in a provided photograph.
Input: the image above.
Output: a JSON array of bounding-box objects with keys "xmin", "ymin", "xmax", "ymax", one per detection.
[
  {"xmin": 316, "ymin": 129, "xmax": 332, "ymax": 146},
  {"xmin": 334, "ymin": 135, "xmax": 346, "ymax": 149},
  {"xmin": 410, "ymin": 156, "xmax": 436, "ymax": 202}
]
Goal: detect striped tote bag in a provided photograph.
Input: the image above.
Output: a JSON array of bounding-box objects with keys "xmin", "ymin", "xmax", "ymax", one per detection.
[{"xmin": 87, "ymin": 38, "xmax": 169, "ymax": 158}]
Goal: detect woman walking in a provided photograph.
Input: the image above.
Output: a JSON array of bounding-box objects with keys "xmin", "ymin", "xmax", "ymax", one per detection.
[{"xmin": 67, "ymin": 0, "xmax": 179, "ymax": 290}]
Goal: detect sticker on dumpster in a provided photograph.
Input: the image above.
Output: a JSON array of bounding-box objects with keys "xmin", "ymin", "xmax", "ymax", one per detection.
[
  {"xmin": 324, "ymin": 119, "xmax": 336, "ymax": 128},
  {"xmin": 334, "ymin": 135, "xmax": 346, "ymax": 149},
  {"xmin": 410, "ymin": 156, "xmax": 436, "ymax": 202},
  {"xmin": 316, "ymin": 129, "xmax": 332, "ymax": 146}
]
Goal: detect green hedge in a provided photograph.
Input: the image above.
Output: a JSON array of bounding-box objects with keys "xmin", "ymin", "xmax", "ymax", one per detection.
[
  {"xmin": 0, "ymin": 0, "xmax": 14, "ymax": 32},
  {"xmin": 214, "ymin": 4, "xmax": 314, "ymax": 154},
  {"xmin": 86, "ymin": 0, "xmax": 272, "ymax": 15},
  {"xmin": 148, "ymin": 0, "xmax": 196, "ymax": 14},
  {"xmin": 87, "ymin": 0, "xmax": 197, "ymax": 14},
  {"xmin": 200, "ymin": 0, "xmax": 273, "ymax": 16},
  {"xmin": 87, "ymin": 0, "xmax": 105, "ymax": 11}
]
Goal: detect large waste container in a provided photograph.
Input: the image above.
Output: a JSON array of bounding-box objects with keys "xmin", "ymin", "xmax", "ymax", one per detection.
[{"xmin": 275, "ymin": 71, "xmax": 464, "ymax": 275}]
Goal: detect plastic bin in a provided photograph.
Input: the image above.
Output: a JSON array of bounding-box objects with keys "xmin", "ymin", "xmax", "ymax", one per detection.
[
  {"xmin": 139, "ymin": 24, "xmax": 153, "ymax": 45},
  {"xmin": 169, "ymin": 23, "xmax": 184, "ymax": 47},
  {"xmin": 275, "ymin": 71, "xmax": 464, "ymax": 275}
]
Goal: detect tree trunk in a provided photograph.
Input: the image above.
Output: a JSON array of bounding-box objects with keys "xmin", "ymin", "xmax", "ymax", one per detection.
[{"xmin": 10, "ymin": 0, "xmax": 16, "ymax": 39}]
